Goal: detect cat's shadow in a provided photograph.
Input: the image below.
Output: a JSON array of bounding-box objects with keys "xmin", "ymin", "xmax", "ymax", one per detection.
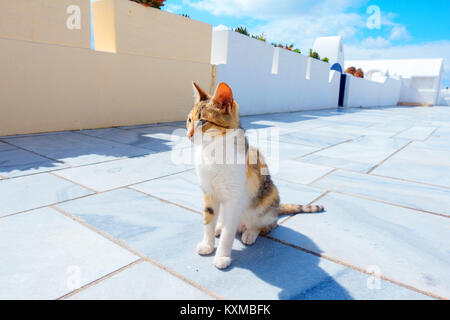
[{"xmin": 222, "ymin": 222, "xmax": 354, "ymax": 300}]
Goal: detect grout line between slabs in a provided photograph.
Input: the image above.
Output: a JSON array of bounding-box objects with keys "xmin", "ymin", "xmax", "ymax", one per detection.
[
  {"xmin": 57, "ymin": 259, "xmax": 144, "ymax": 300},
  {"xmin": 389, "ymin": 124, "xmax": 415, "ymax": 139},
  {"xmin": 307, "ymin": 168, "xmax": 338, "ymax": 187},
  {"xmin": 423, "ymin": 127, "xmax": 439, "ymax": 142},
  {"xmin": 51, "ymin": 205, "xmax": 224, "ymax": 301},
  {"xmin": 366, "ymin": 141, "xmax": 413, "ymax": 174},
  {"xmin": 53, "ymin": 188, "xmax": 445, "ymax": 301},
  {"xmin": 73, "ymin": 130, "xmax": 162, "ymax": 154},
  {"xmin": 293, "ymin": 137, "xmax": 359, "ymax": 161},
  {"xmin": 323, "ymin": 188, "xmax": 449, "ymax": 218},
  {"xmin": 0, "ymin": 168, "xmax": 195, "ymax": 220},
  {"xmin": 367, "ymin": 171, "xmax": 450, "ymax": 191},
  {"xmin": 50, "ymin": 177, "xmax": 444, "ymax": 301},
  {"xmin": 0, "ymin": 138, "xmax": 71, "ymax": 167},
  {"xmin": 264, "ymin": 235, "xmax": 445, "ymax": 300},
  {"xmin": 48, "ymin": 172, "xmax": 99, "ymax": 193},
  {"xmin": 127, "ymin": 186, "xmax": 202, "ymax": 215}
]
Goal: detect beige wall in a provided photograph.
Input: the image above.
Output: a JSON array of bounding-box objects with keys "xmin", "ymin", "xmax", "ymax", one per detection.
[
  {"xmin": 0, "ymin": 38, "xmax": 213, "ymax": 136},
  {"xmin": 0, "ymin": 0, "xmax": 215, "ymax": 136},
  {"xmin": 0, "ymin": 0, "xmax": 91, "ymax": 49},
  {"xmin": 93, "ymin": 0, "xmax": 212, "ymax": 63}
]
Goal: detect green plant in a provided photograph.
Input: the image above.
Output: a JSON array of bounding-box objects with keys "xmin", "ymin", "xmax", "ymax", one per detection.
[
  {"xmin": 309, "ymin": 49, "xmax": 320, "ymax": 60},
  {"xmin": 293, "ymin": 48, "xmax": 301, "ymax": 54},
  {"xmin": 284, "ymin": 44, "xmax": 294, "ymax": 51},
  {"xmin": 130, "ymin": 0, "xmax": 166, "ymax": 9},
  {"xmin": 322, "ymin": 57, "xmax": 329, "ymax": 63},
  {"xmin": 234, "ymin": 26, "xmax": 250, "ymax": 36},
  {"xmin": 251, "ymin": 32, "xmax": 267, "ymax": 42}
]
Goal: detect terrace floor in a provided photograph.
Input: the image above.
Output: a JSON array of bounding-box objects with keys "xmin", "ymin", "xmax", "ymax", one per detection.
[{"xmin": 1, "ymin": 106, "xmax": 449, "ymax": 300}]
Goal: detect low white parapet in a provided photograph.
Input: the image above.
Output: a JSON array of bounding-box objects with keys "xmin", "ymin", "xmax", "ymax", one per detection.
[
  {"xmin": 343, "ymin": 75, "xmax": 402, "ymax": 108},
  {"xmin": 212, "ymin": 30, "xmax": 340, "ymax": 115}
]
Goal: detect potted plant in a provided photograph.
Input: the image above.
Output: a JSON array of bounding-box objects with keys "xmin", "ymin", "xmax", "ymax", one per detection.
[{"xmin": 129, "ymin": 0, "xmax": 166, "ymax": 9}]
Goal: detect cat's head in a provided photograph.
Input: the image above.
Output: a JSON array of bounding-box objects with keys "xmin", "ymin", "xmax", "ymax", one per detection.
[{"xmin": 186, "ymin": 82, "xmax": 240, "ymax": 140}]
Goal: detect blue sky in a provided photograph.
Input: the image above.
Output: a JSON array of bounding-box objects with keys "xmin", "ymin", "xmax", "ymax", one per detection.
[
  {"xmin": 92, "ymin": 0, "xmax": 450, "ymax": 88},
  {"xmin": 163, "ymin": 0, "xmax": 450, "ymax": 88}
]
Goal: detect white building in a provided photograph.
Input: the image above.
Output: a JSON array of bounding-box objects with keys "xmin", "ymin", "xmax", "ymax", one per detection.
[
  {"xmin": 345, "ymin": 59, "xmax": 445, "ymax": 106},
  {"xmin": 313, "ymin": 36, "xmax": 345, "ymax": 70}
]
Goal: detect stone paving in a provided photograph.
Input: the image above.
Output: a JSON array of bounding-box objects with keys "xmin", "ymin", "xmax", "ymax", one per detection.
[{"xmin": 1, "ymin": 106, "xmax": 449, "ymax": 300}]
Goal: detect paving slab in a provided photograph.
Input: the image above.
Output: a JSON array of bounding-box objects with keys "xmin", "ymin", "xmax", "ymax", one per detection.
[
  {"xmin": 0, "ymin": 207, "xmax": 138, "ymax": 300},
  {"xmin": 68, "ymin": 261, "xmax": 212, "ymax": 300},
  {"xmin": 130, "ymin": 170, "xmax": 326, "ymax": 214},
  {"xmin": 0, "ymin": 173, "xmax": 93, "ymax": 217},
  {"xmin": 372, "ymin": 143, "xmax": 450, "ymax": 188},
  {"xmin": 0, "ymin": 145, "xmax": 69, "ymax": 178},
  {"xmin": 81, "ymin": 126, "xmax": 187, "ymax": 152},
  {"xmin": 271, "ymin": 192, "xmax": 450, "ymax": 299},
  {"xmin": 54, "ymin": 151, "xmax": 194, "ymax": 192},
  {"xmin": 300, "ymin": 136, "xmax": 411, "ymax": 173},
  {"xmin": 271, "ymin": 160, "xmax": 334, "ymax": 184},
  {"xmin": 313, "ymin": 170, "xmax": 450, "ymax": 216},
  {"xmin": 0, "ymin": 141, "xmax": 16, "ymax": 152},
  {"xmin": 58, "ymin": 188, "xmax": 430, "ymax": 300},
  {"xmin": 3, "ymin": 132, "xmax": 152, "ymax": 166},
  {"xmin": 279, "ymin": 130, "xmax": 353, "ymax": 148},
  {"xmin": 394, "ymin": 126, "xmax": 437, "ymax": 141}
]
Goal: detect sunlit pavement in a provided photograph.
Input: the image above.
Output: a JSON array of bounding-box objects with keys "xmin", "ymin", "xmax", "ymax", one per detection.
[{"xmin": 1, "ymin": 106, "xmax": 449, "ymax": 300}]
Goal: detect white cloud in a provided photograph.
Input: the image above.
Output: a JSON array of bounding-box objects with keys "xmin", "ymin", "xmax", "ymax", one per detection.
[
  {"xmin": 389, "ymin": 25, "xmax": 412, "ymax": 41},
  {"xmin": 186, "ymin": 0, "xmax": 448, "ymax": 87},
  {"xmin": 184, "ymin": 0, "xmax": 369, "ymax": 50},
  {"xmin": 251, "ymin": 13, "xmax": 364, "ymax": 50},
  {"xmin": 213, "ymin": 24, "xmax": 231, "ymax": 31},
  {"xmin": 184, "ymin": 0, "xmax": 364, "ymax": 19},
  {"xmin": 361, "ymin": 36, "xmax": 390, "ymax": 48},
  {"xmin": 165, "ymin": 4, "xmax": 182, "ymax": 13}
]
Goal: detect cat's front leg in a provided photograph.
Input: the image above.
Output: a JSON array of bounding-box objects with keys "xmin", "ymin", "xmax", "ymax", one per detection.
[
  {"xmin": 214, "ymin": 200, "xmax": 243, "ymax": 269},
  {"xmin": 197, "ymin": 194, "xmax": 219, "ymax": 256}
]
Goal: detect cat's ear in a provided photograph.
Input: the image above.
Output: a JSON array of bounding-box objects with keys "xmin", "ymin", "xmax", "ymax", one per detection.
[
  {"xmin": 213, "ymin": 82, "xmax": 234, "ymax": 113},
  {"xmin": 193, "ymin": 82, "xmax": 210, "ymax": 103}
]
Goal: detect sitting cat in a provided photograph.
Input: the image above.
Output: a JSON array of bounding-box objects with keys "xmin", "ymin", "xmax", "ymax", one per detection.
[{"xmin": 186, "ymin": 82, "xmax": 324, "ymax": 269}]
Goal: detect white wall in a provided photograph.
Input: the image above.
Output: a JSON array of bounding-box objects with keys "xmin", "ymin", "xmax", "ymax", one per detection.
[
  {"xmin": 344, "ymin": 75, "xmax": 402, "ymax": 108},
  {"xmin": 212, "ymin": 30, "xmax": 340, "ymax": 115},
  {"xmin": 313, "ymin": 36, "xmax": 344, "ymax": 69},
  {"xmin": 345, "ymin": 59, "xmax": 444, "ymax": 106},
  {"xmin": 439, "ymin": 89, "xmax": 450, "ymax": 106}
]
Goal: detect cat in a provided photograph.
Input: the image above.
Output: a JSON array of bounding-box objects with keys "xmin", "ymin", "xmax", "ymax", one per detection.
[{"xmin": 186, "ymin": 82, "xmax": 324, "ymax": 269}]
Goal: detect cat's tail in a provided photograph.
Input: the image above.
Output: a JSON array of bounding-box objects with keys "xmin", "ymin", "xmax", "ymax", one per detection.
[{"xmin": 279, "ymin": 204, "xmax": 324, "ymax": 216}]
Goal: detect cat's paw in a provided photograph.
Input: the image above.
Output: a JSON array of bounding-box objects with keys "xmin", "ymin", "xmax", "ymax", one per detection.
[
  {"xmin": 215, "ymin": 225, "xmax": 222, "ymax": 237},
  {"xmin": 241, "ymin": 230, "xmax": 259, "ymax": 246},
  {"xmin": 213, "ymin": 256, "xmax": 231, "ymax": 269},
  {"xmin": 197, "ymin": 242, "xmax": 214, "ymax": 255}
]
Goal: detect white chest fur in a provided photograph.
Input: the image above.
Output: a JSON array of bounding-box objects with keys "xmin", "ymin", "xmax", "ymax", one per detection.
[{"xmin": 195, "ymin": 133, "xmax": 247, "ymax": 202}]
